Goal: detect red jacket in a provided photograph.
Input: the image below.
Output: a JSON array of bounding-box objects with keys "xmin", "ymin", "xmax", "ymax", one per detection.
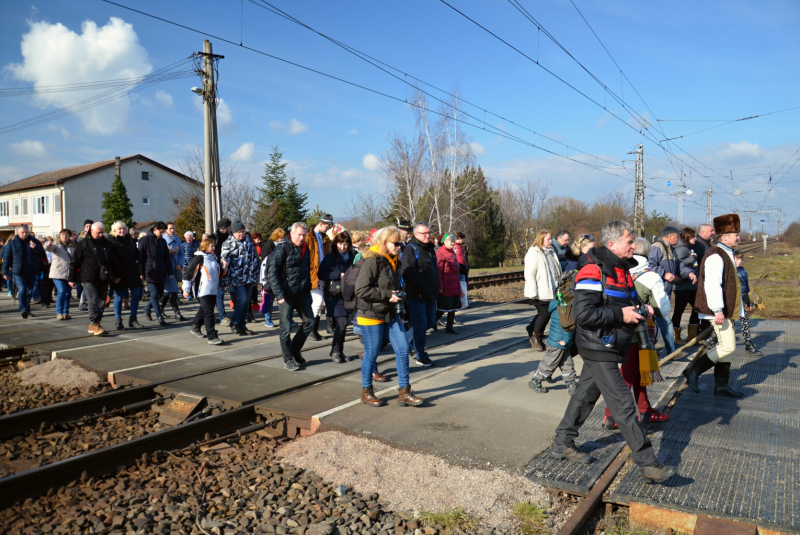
[{"xmin": 436, "ymin": 246, "xmax": 461, "ymax": 297}]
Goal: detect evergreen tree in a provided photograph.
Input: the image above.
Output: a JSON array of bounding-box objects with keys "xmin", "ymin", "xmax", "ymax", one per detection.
[
  {"xmin": 101, "ymin": 174, "xmax": 135, "ymax": 230},
  {"xmin": 284, "ymin": 175, "xmax": 308, "ymax": 224},
  {"xmin": 464, "ymin": 166, "xmax": 506, "ymax": 267},
  {"xmin": 254, "ymin": 146, "xmax": 309, "ymax": 232},
  {"xmin": 175, "ymin": 194, "xmax": 205, "ymax": 236},
  {"xmin": 259, "ymin": 146, "xmax": 288, "ymax": 204}
]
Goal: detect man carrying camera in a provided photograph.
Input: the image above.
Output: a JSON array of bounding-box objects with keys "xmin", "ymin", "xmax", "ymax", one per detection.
[
  {"xmin": 551, "ymin": 220, "xmax": 676, "ymax": 483},
  {"xmin": 69, "ymin": 222, "xmax": 118, "ymax": 336}
]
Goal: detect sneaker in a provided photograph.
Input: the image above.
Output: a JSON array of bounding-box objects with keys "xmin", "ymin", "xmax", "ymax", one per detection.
[
  {"xmin": 529, "ymin": 378, "xmax": 548, "ymax": 393},
  {"xmin": 549, "ymin": 444, "xmax": 592, "ymax": 464},
  {"xmin": 641, "ymin": 410, "xmax": 670, "ymax": 423},
  {"xmin": 220, "ymin": 317, "xmax": 231, "ymax": 326},
  {"xmin": 602, "ymin": 415, "xmax": 618, "ymax": 430},
  {"xmin": 88, "ymin": 323, "xmax": 106, "ymax": 336},
  {"xmin": 158, "ymin": 317, "xmax": 167, "ymax": 326},
  {"xmin": 191, "ymin": 327, "xmax": 205, "ymax": 339},
  {"xmin": 639, "ymin": 461, "xmax": 676, "ymax": 483},
  {"xmin": 284, "ymin": 358, "xmax": 300, "ymax": 371},
  {"xmin": 264, "ymin": 319, "xmax": 276, "ymax": 328},
  {"xmin": 208, "ymin": 337, "xmax": 223, "ymax": 345},
  {"xmin": 414, "ymin": 357, "xmax": 434, "ymax": 367}
]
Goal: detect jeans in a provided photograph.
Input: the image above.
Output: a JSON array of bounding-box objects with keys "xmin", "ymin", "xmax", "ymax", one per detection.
[
  {"xmin": 556, "ymin": 358, "xmax": 656, "ymax": 466},
  {"xmin": 278, "ymin": 293, "xmax": 315, "ymax": 362},
  {"xmin": 216, "ymin": 284, "xmax": 227, "ymax": 321},
  {"xmin": 361, "ymin": 315, "xmax": 410, "ymax": 389},
  {"xmin": 407, "ymin": 299, "xmax": 436, "ymax": 358},
  {"xmin": 113, "ymin": 286, "xmax": 142, "ymax": 319},
  {"xmin": 145, "ymin": 282, "xmax": 165, "ymax": 319},
  {"xmin": 82, "ymin": 282, "xmax": 109, "ymax": 324},
  {"xmin": 193, "ymin": 295, "xmax": 218, "ymax": 339},
  {"xmin": 53, "ymin": 279, "xmax": 71, "ymax": 316},
  {"xmin": 31, "ymin": 280, "xmax": 40, "ymax": 302},
  {"xmin": 654, "ymin": 315, "xmax": 676, "ymax": 355},
  {"xmin": 230, "ymin": 283, "xmax": 253, "ymax": 328},
  {"xmin": 14, "ymin": 274, "xmax": 36, "ymax": 313}
]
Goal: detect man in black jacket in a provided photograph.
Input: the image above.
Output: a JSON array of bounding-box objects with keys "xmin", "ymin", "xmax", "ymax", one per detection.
[
  {"xmin": 69, "ymin": 222, "xmax": 117, "ymax": 336},
  {"xmin": 268, "ymin": 222, "xmax": 315, "ymax": 371},
  {"xmin": 551, "ymin": 220, "xmax": 676, "ymax": 483},
  {"xmin": 400, "ymin": 223, "xmax": 439, "ymax": 367},
  {"xmin": 2, "ymin": 225, "xmax": 46, "ymax": 318}
]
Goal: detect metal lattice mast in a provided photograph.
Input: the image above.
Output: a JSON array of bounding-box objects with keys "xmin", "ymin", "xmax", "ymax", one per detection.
[
  {"xmin": 629, "ymin": 144, "xmax": 645, "ymax": 237},
  {"xmin": 706, "ymin": 187, "xmax": 712, "ymax": 225}
]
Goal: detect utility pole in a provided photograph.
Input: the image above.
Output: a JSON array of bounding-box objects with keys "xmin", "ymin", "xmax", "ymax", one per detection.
[
  {"xmin": 195, "ymin": 40, "xmax": 224, "ymax": 233},
  {"xmin": 628, "ymin": 144, "xmax": 645, "ymax": 237},
  {"xmin": 705, "ymin": 187, "xmax": 712, "ymax": 225}
]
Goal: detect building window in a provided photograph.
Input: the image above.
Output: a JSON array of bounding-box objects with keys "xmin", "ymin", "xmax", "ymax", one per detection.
[
  {"xmin": 22, "ymin": 198, "xmax": 28, "ymax": 216},
  {"xmin": 142, "ymin": 171, "xmax": 149, "ymax": 180},
  {"xmin": 13, "ymin": 199, "xmax": 18, "ymax": 217},
  {"xmin": 0, "ymin": 201, "xmax": 7, "ymax": 217},
  {"xmin": 142, "ymin": 196, "xmax": 150, "ymax": 206},
  {"xmin": 54, "ymin": 193, "xmax": 61, "ymax": 213},
  {"xmin": 33, "ymin": 195, "xmax": 49, "ymax": 215}
]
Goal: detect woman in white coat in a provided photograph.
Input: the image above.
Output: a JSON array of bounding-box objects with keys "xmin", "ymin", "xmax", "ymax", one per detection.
[
  {"xmin": 524, "ymin": 230, "xmax": 562, "ymax": 351},
  {"xmin": 44, "ymin": 229, "xmax": 76, "ymax": 320}
]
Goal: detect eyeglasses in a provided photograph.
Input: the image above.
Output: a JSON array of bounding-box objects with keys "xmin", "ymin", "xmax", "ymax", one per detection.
[
  {"xmin": 392, "ymin": 242, "xmax": 403, "ymax": 247},
  {"xmin": 415, "ymin": 231, "xmax": 431, "ymax": 236}
]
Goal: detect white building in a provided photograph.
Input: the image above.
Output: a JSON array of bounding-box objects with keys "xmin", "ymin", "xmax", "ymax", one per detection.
[{"xmin": 0, "ymin": 155, "xmax": 200, "ymax": 240}]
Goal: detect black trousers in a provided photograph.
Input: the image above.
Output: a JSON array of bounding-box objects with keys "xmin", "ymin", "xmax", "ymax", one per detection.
[
  {"xmin": 527, "ymin": 299, "xmax": 552, "ymax": 336},
  {"xmin": 555, "ymin": 358, "xmax": 656, "ymax": 466},
  {"xmin": 330, "ymin": 316, "xmax": 348, "ymax": 355},
  {"xmin": 193, "ymin": 295, "xmax": 217, "ymax": 339},
  {"xmin": 278, "ymin": 293, "xmax": 315, "ymax": 362},
  {"xmin": 672, "ymin": 289, "xmax": 699, "ymax": 327}
]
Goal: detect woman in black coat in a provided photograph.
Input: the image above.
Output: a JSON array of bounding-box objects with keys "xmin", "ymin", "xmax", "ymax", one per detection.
[
  {"xmin": 319, "ymin": 231, "xmax": 354, "ymax": 363},
  {"xmin": 138, "ymin": 222, "xmax": 175, "ymax": 325},
  {"xmin": 107, "ymin": 221, "xmax": 143, "ymax": 330},
  {"xmin": 259, "ymin": 228, "xmax": 286, "ymax": 328}
]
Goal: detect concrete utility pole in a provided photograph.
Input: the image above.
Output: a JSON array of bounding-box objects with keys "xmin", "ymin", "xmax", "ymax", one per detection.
[
  {"xmin": 628, "ymin": 144, "xmax": 645, "ymax": 237},
  {"xmin": 197, "ymin": 40, "xmax": 225, "ymax": 233}
]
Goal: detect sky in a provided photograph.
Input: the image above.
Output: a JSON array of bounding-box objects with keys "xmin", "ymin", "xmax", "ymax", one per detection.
[{"xmin": 1, "ymin": 0, "xmax": 799, "ymax": 233}]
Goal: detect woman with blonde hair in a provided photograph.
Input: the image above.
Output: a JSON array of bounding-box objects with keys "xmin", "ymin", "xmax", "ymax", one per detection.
[
  {"xmin": 523, "ymin": 229, "xmax": 562, "ymax": 351},
  {"xmin": 564, "ymin": 233, "xmax": 596, "ymax": 273},
  {"xmin": 259, "ymin": 228, "xmax": 287, "ymax": 328},
  {"xmin": 44, "ymin": 229, "xmax": 75, "ymax": 320},
  {"xmin": 355, "ymin": 226, "xmax": 423, "ymax": 408}
]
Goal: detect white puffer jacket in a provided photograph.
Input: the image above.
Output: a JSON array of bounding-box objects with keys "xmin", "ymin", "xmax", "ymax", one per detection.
[
  {"xmin": 524, "ymin": 246, "xmax": 561, "ymax": 301},
  {"xmin": 44, "ymin": 239, "xmax": 75, "ymax": 281}
]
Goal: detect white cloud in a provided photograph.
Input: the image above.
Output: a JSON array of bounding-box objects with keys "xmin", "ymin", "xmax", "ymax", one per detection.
[
  {"xmin": 216, "ymin": 98, "xmax": 236, "ymax": 133},
  {"xmin": 155, "ymin": 90, "xmax": 173, "ymax": 107},
  {"xmin": 6, "ymin": 17, "xmax": 152, "ymax": 135},
  {"xmin": 8, "ymin": 140, "xmax": 48, "ymax": 158},
  {"xmin": 469, "ymin": 142, "xmax": 486, "ymax": 155},
  {"xmin": 348, "ymin": 129, "xmax": 358, "ymax": 135},
  {"xmin": 231, "ymin": 142, "xmax": 255, "ymax": 163},
  {"xmin": 269, "ymin": 118, "xmax": 308, "ymax": 135},
  {"xmin": 362, "ymin": 153, "xmax": 380, "ymax": 171},
  {"xmin": 714, "ymin": 141, "xmax": 764, "ymax": 164}
]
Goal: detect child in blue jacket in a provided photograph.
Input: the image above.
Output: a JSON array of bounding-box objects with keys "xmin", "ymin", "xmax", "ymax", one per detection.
[
  {"xmin": 529, "ymin": 300, "xmax": 578, "ymax": 395},
  {"xmin": 734, "ymin": 250, "xmax": 763, "ymax": 356}
]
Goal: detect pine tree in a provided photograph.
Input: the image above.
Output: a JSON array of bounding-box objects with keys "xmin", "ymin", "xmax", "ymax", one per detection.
[
  {"xmin": 283, "ymin": 175, "xmax": 308, "ymax": 224},
  {"xmin": 101, "ymin": 174, "xmax": 135, "ymax": 230},
  {"xmin": 259, "ymin": 146, "xmax": 288, "ymax": 204},
  {"xmin": 464, "ymin": 167, "xmax": 506, "ymax": 267}
]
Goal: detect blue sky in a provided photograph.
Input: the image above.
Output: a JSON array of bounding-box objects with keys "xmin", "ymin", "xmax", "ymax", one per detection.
[{"xmin": 1, "ymin": 0, "xmax": 798, "ymax": 232}]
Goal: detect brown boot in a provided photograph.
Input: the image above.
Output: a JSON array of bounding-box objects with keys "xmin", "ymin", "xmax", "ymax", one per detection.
[
  {"xmin": 687, "ymin": 324, "xmax": 699, "ymax": 341},
  {"xmin": 398, "ymin": 387, "xmax": 423, "ymax": 406},
  {"xmin": 529, "ymin": 333, "xmax": 544, "ymax": 352},
  {"xmin": 88, "ymin": 323, "xmax": 106, "ymax": 336},
  {"xmin": 361, "ymin": 387, "xmax": 384, "ymax": 407},
  {"xmin": 372, "ymin": 371, "xmax": 389, "ymax": 383},
  {"xmin": 674, "ymin": 327, "xmax": 687, "ymax": 347}
]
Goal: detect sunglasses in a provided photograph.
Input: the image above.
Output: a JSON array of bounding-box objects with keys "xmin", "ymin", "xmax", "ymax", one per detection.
[
  {"xmin": 391, "ymin": 242, "xmax": 403, "ymax": 247},
  {"xmin": 582, "ymin": 234, "xmax": 594, "ymax": 241}
]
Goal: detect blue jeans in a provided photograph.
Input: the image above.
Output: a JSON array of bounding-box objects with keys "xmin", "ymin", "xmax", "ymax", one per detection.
[
  {"xmin": 407, "ymin": 299, "xmax": 436, "ymax": 358},
  {"xmin": 361, "ymin": 315, "xmax": 410, "ymax": 389},
  {"xmin": 145, "ymin": 282, "xmax": 165, "ymax": 319},
  {"xmin": 14, "ymin": 274, "xmax": 36, "ymax": 313},
  {"xmin": 654, "ymin": 315, "xmax": 676, "ymax": 355},
  {"xmin": 230, "ymin": 283, "xmax": 253, "ymax": 328},
  {"xmin": 31, "ymin": 279, "xmax": 40, "ymax": 301},
  {"xmin": 53, "ymin": 279, "xmax": 71, "ymax": 315},
  {"xmin": 113, "ymin": 286, "xmax": 142, "ymax": 319},
  {"xmin": 216, "ymin": 284, "xmax": 227, "ymax": 321}
]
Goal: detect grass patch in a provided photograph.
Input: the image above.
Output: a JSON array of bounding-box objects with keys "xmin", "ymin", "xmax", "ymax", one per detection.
[
  {"xmin": 511, "ymin": 501, "xmax": 548, "ymax": 534},
  {"xmin": 470, "ymin": 264, "xmax": 523, "ymax": 275},
  {"xmin": 740, "ymin": 242, "xmax": 800, "ymax": 320},
  {"xmin": 418, "ymin": 507, "xmax": 480, "ymax": 534}
]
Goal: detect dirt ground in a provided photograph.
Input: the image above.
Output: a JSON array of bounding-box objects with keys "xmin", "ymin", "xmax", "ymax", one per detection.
[{"xmin": 740, "ymin": 241, "xmax": 800, "ymax": 320}]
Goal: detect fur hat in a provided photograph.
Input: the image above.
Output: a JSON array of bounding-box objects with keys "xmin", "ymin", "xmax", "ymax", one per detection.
[{"xmin": 713, "ymin": 213, "xmax": 740, "ymax": 235}]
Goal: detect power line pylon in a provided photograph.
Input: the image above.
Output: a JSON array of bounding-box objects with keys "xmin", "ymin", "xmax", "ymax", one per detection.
[{"xmin": 628, "ymin": 144, "xmax": 645, "ymax": 237}]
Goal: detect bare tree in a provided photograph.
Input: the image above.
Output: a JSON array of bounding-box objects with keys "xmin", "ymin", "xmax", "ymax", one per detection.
[
  {"xmin": 381, "ymin": 132, "xmax": 425, "ymax": 223},
  {"xmin": 496, "ymin": 177, "xmax": 551, "ymax": 259},
  {"xmin": 344, "ymin": 190, "xmax": 390, "ymax": 230}
]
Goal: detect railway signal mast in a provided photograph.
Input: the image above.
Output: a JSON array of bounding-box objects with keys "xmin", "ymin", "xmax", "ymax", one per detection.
[{"xmin": 628, "ymin": 144, "xmax": 645, "ymax": 237}]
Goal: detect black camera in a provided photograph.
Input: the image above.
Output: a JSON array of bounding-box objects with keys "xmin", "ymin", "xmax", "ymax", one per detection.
[
  {"xmin": 633, "ymin": 305, "xmax": 650, "ymax": 350},
  {"xmin": 393, "ymin": 290, "xmax": 405, "ymax": 316}
]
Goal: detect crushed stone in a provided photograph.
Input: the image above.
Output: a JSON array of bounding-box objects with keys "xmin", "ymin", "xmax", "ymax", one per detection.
[
  {"xmin": 17, "ymin": 358, "xmax": 102, "ymax": 390},
  {"xmin": 278, "ymin": 430, "xmax": 550, "ymax": 530}
]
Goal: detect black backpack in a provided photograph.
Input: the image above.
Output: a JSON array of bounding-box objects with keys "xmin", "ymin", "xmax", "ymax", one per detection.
[{"xmin": 342, "ymin": 257, "xmax": 366, "ymax": 311}]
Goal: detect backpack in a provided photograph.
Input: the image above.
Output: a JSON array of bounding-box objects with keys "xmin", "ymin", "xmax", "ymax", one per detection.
[
  {"xmin": 556, "ymin": 269, "xmax": 609, "ymax": 332},
  {"xmin": 342, "ymin": 257, "xmax": 366, "ymax": 311}
]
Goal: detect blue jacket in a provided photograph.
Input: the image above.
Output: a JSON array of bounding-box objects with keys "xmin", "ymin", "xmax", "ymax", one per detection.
[
  {"xmin": 737, "ymin": 266, "xmax": 750, "ymax": 295},
  {"xmin": 319, "ymin": 249, "xmax": 354, "ymax": 318},
  {"xmin": 2, "ymin": 235, "xmax": 45, "ymax": 279},
  {"xmin": 181, "ymin": 241, "xmax": 199, "ymax": 268},
  {"xmin": 546, "ymin": 299, "xmax": 574, "ymax": 349},
  {"xmin": 647, "ymin": 238, "xmax": 694, "ymax": 294}
]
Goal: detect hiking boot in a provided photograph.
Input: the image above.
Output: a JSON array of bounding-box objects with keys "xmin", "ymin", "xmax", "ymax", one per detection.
[
  {"xmin": 549, "ymin": 444, "xmax": 591, "ymax": 464},
  {"xmin": 683, "ymin": 353, "xmax": 715, "ymax": 393},
  {"xmin": 397, "ymin": 387, "xmax": 423, "ymax": 407},
  {"xmin": 640, "ymin": 410, "xmax": 670, "ymax": 423},
  {"xmin": 284, "ymin": 358, "xmax": 300, "ymax": 371},
  {"xmin": 191, "ymin": 327, "xmax": 205, "ymax": 338},
  {"xmin": 640, "ymin": 461, "xmax": 676, "ymax": 483},
  {"xmin": 603, "ymin": 415, "xmax": 618, "ymax": 430},
  {"xmin": 128, "ymin": 318, "xmax": 142, "ymax": 329},
  {"xmin": 208, "ymin": 337, "xmax": 223, "ymax": 345},
  {"xmin": 528, "ymin": 377, "xmax": 548, "ymax": 393},
  {"xmin": 361, "ymin": 387, "xmax": 384, "ymax": 407},
  {"xmin": 529, "ymin": 333, "xmax": 544, "ymax": 352},
  {"xmin": 745, "ymin": 341, "xmax": 764, "ymax": 357},
  {"xmin": 331, "ymin": 352, "xmax": 346, "ymax": 364},
  {"xmin": 372, "ymin": 371, "xmax": 389, "ymax": 383},
  {"xmin": 714, "ymin": 362, "xmax": 744, "ymax": 398},
  {"xmin": 88, "ymin": 323, "xmax": 106, "ymax": 336},
  {"xmin": 566, "ymin": 381, "xmax": 578, "ymax": 396},
  {"xmin": 115, "ymin": 319, "xmax": 125, "ymax": 331}
]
